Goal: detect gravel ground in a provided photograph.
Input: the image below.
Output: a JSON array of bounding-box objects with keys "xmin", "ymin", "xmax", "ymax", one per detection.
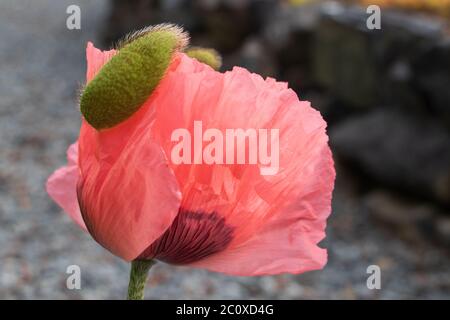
[{"xmin": 0, "ymin": 0, "xmax": 449, "ymax": 299}]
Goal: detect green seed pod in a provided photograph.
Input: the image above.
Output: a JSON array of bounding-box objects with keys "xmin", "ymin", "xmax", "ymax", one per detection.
[
  {"xmin": 185, "ymin": 47, "xmax": 222, "ymax": 71},
  {"xmin": 80, "ymin": 24, "xmax": 189, "ymax": 130}
]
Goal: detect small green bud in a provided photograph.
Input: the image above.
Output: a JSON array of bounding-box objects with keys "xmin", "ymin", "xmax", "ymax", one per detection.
[
  {"xmin": 185, "ymin": 47, "xmax": 222, "ymax": 71},
  {"xmin": 80, "ymin": 24, "xmax": 189, "ymax": 130}
]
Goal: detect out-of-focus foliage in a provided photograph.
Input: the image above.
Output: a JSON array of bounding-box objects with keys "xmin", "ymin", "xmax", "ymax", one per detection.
[
  {"xmin": 359, "ymin": 0, "xmax": 450, "ymax": 18},
  {"xmin": 288, "ymin": 0, "xmax": 450, "ymax": 18},
  {"xmin": 288, "ymin": 0, "xmax": 316, "ymax": 6}
]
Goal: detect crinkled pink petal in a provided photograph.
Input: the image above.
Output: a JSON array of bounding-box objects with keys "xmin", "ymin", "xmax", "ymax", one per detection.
[
  {"xmin": 46, "ymin": 142, "xmax": 86, "ymax": 230},
  {"xmin": 189, "ymin": 147, "xmax": 334, "ymax": 275},
  {"xmin": 85, "ymin": 42, "xmax": 116, "ymax": 83},
  {"xmin": 76, "ymin": 43, "xmax": 182, "ymax": 261},
  {"xmin": 145, "ymin": 54, "xmax": 335, "ymax": 275}
]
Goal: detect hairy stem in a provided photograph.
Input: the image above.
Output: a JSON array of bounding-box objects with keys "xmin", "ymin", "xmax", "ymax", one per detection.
[{"xmin": 127, "ymin": 260, "xmax": 155, "ymax": 300}]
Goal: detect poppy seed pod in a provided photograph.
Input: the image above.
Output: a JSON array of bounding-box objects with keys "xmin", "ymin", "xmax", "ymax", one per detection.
[{"xmin": 80, "ymin": 24, "xmax": 188, "ymax": 130}]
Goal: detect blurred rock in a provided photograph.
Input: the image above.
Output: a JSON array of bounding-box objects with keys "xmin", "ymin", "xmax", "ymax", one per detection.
[
  {"xmin": 413, "ymin": 39, "xmax": 450, "ymax": 127},
  {"xmin": 200, "ymin": 5, "xmax": 253, "ymax": 53},
  {"xmin": 196, "ymin": 0, "xmax": 277, "ymax": 53},
  {"xmin": 365, "ymin": 191, "xmax": 432, "ymax": 244},
  {"xmin": 102, "ymin": 0, "xmax": 159, "ymax": 46},
  {"xmin": 313, "ymin": 4, "xmax": 378, "ymax": 108},
  {"xmin": 224, "ymin": 37, "xmax": 278, "ymax": 77},
  {"xmin": 365, "ymin": 191, "xmax": 450, "ymax": 247},
  {"xmin": 433, "ymin": 217, "xmax": 450, "ymax": 247},
  {"xmin": 313, "ymin": 3, "xmax": 444, "ymax": 110},
  {"xmin": 258, "ymin": 3, "xmax": 322, "ymax": 94},
  {"xmin": 263, "ymin": 2, "xmax": 321, "ymax": 50},
  {"xmin": 102, "ymin": 0, "xmax": 277, "ymax": 53},
  {"xmin": 331, "ymin": 109, "xmax": 450, "ymax": 205}
]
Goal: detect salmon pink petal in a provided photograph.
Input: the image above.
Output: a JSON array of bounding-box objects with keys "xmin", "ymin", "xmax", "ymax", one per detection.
[
  {"xmin": 45, "ymin": 41, "xmax": 116, "ymax": 234},
  {"xmin": 189, "ymin": 147, "xmax": 334, "ymax": 275},
  {"xmin": 46, "ymin": 143, "xmax": 87, "ymax": 230},
  {"xmin": 76, "ymin": 44, "xmax": 182, "ymax": 261},
  {"xmin": 85, "ymin": 42, "xmax": 116, "ymax": 83},
  {"xmin": 142, "ymin": 54, "xmax": 335, "ymax": 274}
]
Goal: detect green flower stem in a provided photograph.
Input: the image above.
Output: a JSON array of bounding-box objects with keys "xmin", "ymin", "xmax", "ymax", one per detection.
[{"xmin": 127, "ymin": 260, "xmax": 155, "ymax": 300}]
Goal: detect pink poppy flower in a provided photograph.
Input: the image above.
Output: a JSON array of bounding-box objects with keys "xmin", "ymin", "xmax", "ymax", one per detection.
[{"xmin": 46, "ymin": 28, "xmax": 335, "ymax": 280}]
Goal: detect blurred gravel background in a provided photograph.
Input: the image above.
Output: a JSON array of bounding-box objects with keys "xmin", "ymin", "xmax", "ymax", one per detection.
[{"xmin": 0, "ymin": 0, "xmax": 449, "ymax": 299}]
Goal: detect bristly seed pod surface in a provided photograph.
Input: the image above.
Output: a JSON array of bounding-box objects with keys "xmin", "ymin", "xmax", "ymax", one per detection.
[
  {"xmin": 80, "ymin": 24, "xmax": 189, "ymax": 130},
  {"xmin": 185, "ymin": 47, "xmax": 222, "ymax": 71}
]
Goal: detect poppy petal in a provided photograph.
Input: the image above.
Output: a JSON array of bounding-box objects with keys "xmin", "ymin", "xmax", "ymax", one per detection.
[
  {"xmin": 147, "ymin": 54, "xmax": 335, "ymax": 274},
  {"xmin": 76, "ymin": 44, "xmax": 182, "ymax": 261},
  {"xmin": 46, "ymin": 143, "xmax": 86, "ymax": 230}
]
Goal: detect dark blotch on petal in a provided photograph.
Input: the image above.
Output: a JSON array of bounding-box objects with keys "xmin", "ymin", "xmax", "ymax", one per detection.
[{"xmin": 138, "ymin": 209, "xmax": 234, "ymax": 264}]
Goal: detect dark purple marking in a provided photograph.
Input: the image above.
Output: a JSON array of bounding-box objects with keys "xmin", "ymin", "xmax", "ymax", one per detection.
[{"xmin": 138, "ymin": 209, "xmax": 234, "ymax": 264}]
